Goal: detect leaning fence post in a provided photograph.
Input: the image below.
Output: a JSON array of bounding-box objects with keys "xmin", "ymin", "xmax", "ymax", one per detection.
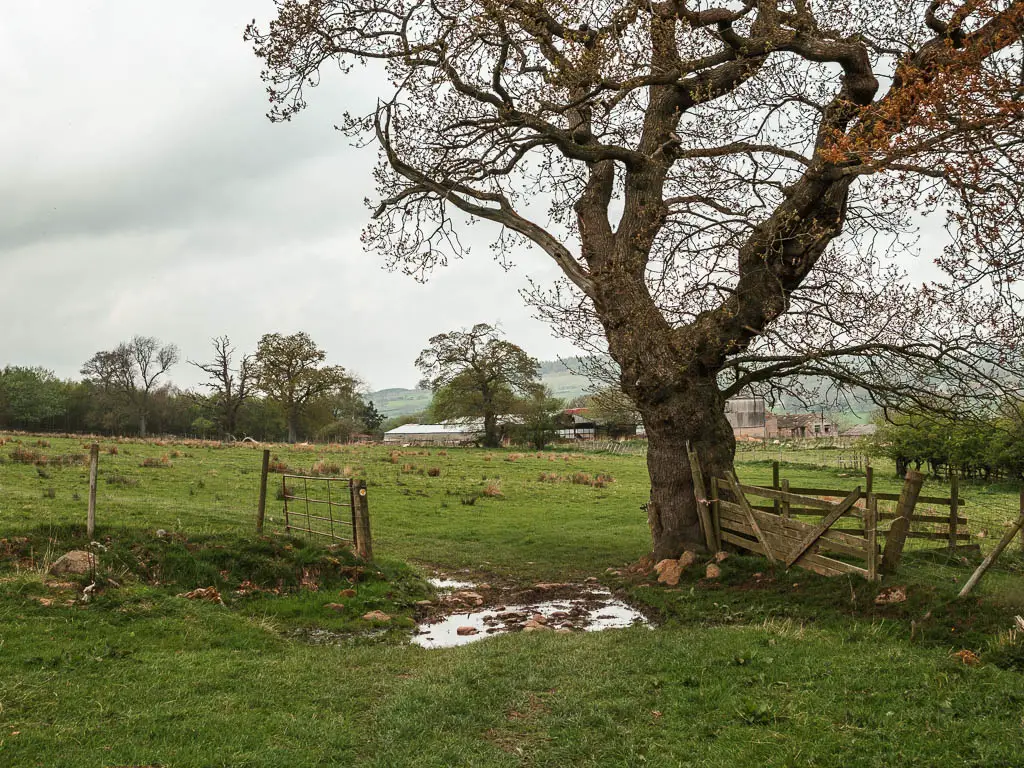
[
  {"xmin": 880, "ymin": 470, "xmax": 925, "ymax": 575},
  {"xmin": 948, "ymin": 475, "xmax": 960, "ymax": 550},
  {"xmin": 1019, "ymin": 486, "xmax": 1024, "ymax": 555},
  {"xmin": 87, "ymin": 443, "xmax": 99, "ymax": 538},
  {"xmin": 352, "ymin": 479, "xmax": 373, "ymax": 560},
  {"xmin": 959, "ymin": 510, "xmax": 1024, "ymax": 598},
  {"xmin": 256, "ymin": 449, "xmax": 270, "ymax": 534}
]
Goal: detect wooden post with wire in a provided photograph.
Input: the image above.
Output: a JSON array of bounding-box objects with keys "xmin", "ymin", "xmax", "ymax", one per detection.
[
  {"xmin": 881, "ymin": 470, "xmax": 925, "ymax": 575},
  {"xmin": 87, "ymin": 443, "xmax": 99, "ymax": 538},
  {"xmin": 948, "ymin": 475, "xmax": 960, "ymax": 551},
  {"xmin": 352, "ymin": 479, "xmax": 373, "ymax": 560},
  {"xmin": 772, "ymin": 461, "xmax": 781, "ymax": 517},
  {"xmin": 256, "ymin": 449, "xmax": 271, "ymax": 534}
]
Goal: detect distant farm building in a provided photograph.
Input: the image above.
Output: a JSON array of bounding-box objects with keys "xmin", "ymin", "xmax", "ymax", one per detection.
[
  {"xmin": 775, "ymin": 413, "xmax": 840, "ymax": 438},
  {"xmin": 726, "ymin": 397, "xmax": 770, "ymax": 440},
  {"xmin": 557, "ymin": 409, "xmax": 598, "ymax": 440},
  {"xmin": 383, "ymin": 422, "xmax": 482, "ymax": 446},
  {"xmin": 726, "ymin": 397, "xmax": 843, "ymax": 440}
]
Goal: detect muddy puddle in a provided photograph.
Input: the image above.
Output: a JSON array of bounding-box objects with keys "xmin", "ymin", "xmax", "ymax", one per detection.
[
  {"xmin": 428, "ymin": 577, "xmax": 477, "ymax": 590},
  {"xmin": 413, "ymin": 581, "xmax": 650, "ymax": 649}
]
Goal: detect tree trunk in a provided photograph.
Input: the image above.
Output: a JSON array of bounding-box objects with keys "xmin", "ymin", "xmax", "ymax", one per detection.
[
  {"xmin": 287, "ymin": 412, "xmax": 298, "ymax": 444},
  {"xmin": 482, "ymin": 412, "xmax": 499, "ymax": 448},
  {"xmin": 139, "ymin": 412, "xmax": 147, "ymax": 438},
  {"xmin": 636, "ymin": 381, "xmax": 736, "ymax": 560}
]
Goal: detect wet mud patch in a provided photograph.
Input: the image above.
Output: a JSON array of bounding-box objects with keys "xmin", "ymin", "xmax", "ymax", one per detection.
[{"xmin": 413, "ymin": 578, "xmax": 652, "ymax": 649}]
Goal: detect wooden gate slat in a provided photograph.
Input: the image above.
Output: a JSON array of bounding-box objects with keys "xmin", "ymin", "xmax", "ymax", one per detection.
[{"xmin": 785, "ymin": 487, "xmax": 862, "ymax": 569}]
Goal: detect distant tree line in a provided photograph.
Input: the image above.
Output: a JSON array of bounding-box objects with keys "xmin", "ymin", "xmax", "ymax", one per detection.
[
  {"xmin": 866, "ymin": 404, "xmax": 1024, "ymax": 481},
  {"xmin": 0, "ymin": 332, "xmax": 383, "ymax": 443}
]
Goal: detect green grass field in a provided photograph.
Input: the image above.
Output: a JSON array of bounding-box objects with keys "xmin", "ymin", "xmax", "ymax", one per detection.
[{"xmin": 3, "ymin": 433, "xmax": 1024, "ymax": 766}]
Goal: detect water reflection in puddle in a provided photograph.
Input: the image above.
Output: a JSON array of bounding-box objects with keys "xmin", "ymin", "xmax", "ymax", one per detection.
[
  {"xmin": 412, "ymin": 590, "xmax": 650, "ymax": 649},
  {"xmin": 428, "ymin": 577, "xmax": 477, "ymax": 590}
]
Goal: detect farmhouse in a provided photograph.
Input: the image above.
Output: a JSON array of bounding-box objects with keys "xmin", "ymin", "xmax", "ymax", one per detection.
[
  {"xmin": 775, "ymin": 413, "xmax": 840, "ymax": 438},
  {"xmin": 383, "ymin": 422, "xmax": 483, "ymax": 446}
]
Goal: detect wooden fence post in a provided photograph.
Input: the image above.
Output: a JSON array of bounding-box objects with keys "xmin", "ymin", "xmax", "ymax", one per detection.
[
  {"xmin": 256, "ymin": 449, "xmax": 271, "ymax": 534},
  {"xmin": 87, "ymin": 443, "xmax": 99, "ymax": 538},
  {"xmin": 948, "ymin": 475, "xmax": 960, "ymax": 551},
  {"xmin": 352, "ymin": 479, "xmax": 373, "ymax": 561},
  {"xmin": 710, "ymin": 479, "xmax": 721, "ymax": 551},
  {"xmin": 781, "ymin": 478, "xmax": 791, "ymax": 518},
  {"xmin": 865, "ymin": 492, "xmax": 879, "ymax": 581},
  {"xmin": 880, "ymin": 470, "xmax": 925, "ymax": 575},
  {"xmin": 865, "ymin": 463, "xmax": 873, "ymax": 496},
  {"xmin": 772, "ymin": 461, "xmax": 780, "ymax": 517},
  {"xmin": 686, "ymin": 443, "xmax": 717, "ymax": 552}
]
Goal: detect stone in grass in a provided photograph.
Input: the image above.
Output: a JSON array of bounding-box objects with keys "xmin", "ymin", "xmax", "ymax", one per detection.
[
  {"xmin": 178, "ymin": 586, "xmax": 224, "ymax": 605},
  {"xmin": 705, "ymin": 563, "xmax": 721, "ymax": 580},
  {"xmin": 655, "ymin": 559, "xmax": 682, "ymax": 586},
  {"xmin": 678, "ymin": 550, "xmax": 697, "ymax": 569},
  {"xmin": 523, "ymin": 621, "xmax": 553, "ymax": 632},
  {"xmin": 362, "ymin": 610, "xmax": 392, "ymax": 622},
  {"xmin": 874, "ymin": 586, "xmax": 907, "ymax": 605},
  {"xmin": 49, "ymin": 551, "xmax": 97, "ymax": 576},
  {"xmin": 339, "ymin": 588, "xmax": 357, "ymax": 598},
  {"xmin": 324, "ymin": 603, "xmax": 345, "ymax": 612},
  {"xmin": 714, "ymin": 551, "xmax": 730, "ymax": 563},
  {"xmin": 456, "ymin": 626, "xmax": 478, "ymax": 636}
]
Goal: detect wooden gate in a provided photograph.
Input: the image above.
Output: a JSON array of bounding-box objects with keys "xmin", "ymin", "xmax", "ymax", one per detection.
[
  {"xmin": 712, "ymin": 476, "xmax": 880, "ymax": 580},
  {"xmin": 282, "ymin": 474, "xmax": 355, "ymax": 542},
  {"xmin": 279, "ymin": 474, "xmax": 373, "ymax": 559}
]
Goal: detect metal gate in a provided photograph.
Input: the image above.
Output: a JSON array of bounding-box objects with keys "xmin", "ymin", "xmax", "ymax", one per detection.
[{"xmin": 281, "ymin": 474, "xmax": 355, "ymax": 543}]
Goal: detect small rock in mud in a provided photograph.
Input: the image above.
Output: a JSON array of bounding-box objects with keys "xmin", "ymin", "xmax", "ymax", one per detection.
[
  {"xmin": 415, "ymin": 600, "xmax": 433, "ymax": 606},
  {"xmin": 456, "ymin": 626, "xmax": 478, "ymax": 636},
  {"xmin": 534, "ymin": 582, "xmax": 569, "ymax": 590},
  {"xmin": 363, "ymin": 610, "xmax": 392, "ymax": 622},
  {"xmin": 530, "ymin": 613, "xmax": 547, "ymax": 623}
]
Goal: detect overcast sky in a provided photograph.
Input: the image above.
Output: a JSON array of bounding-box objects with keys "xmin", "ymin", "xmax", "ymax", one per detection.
[{"xmin": 0, "ymin": 1, "xmax": 581, "ymax": 392}]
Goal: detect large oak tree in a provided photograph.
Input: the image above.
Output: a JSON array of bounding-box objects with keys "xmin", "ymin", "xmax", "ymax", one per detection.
[{"xmin": 250, "ymin": 1, "xmax": 1024, "ymax": 558}]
